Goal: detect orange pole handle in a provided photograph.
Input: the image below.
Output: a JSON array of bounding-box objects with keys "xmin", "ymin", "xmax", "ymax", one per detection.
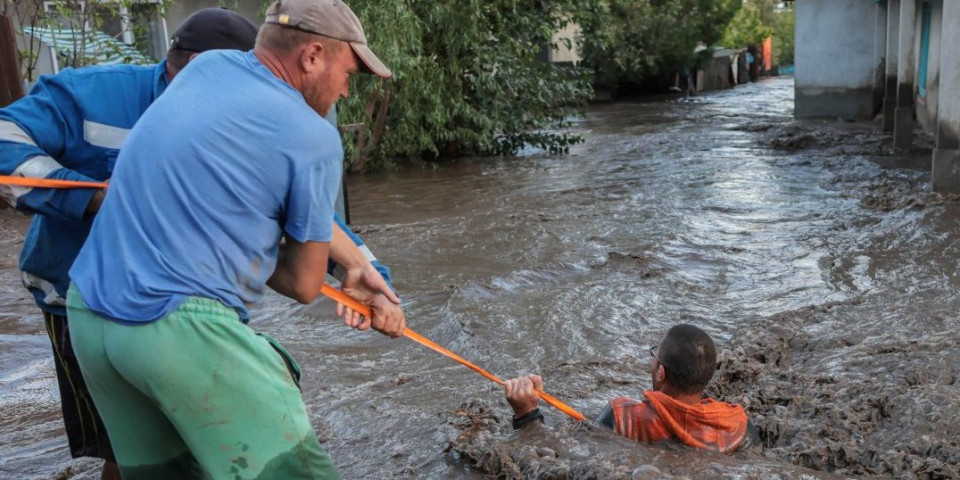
[
  {"xmin": 319, "ymin": 284, "xmax": 587, "ymax": 421},
  {"xmin": 0, "ymin": 175, "xmax": 108, "ymax": 189}
]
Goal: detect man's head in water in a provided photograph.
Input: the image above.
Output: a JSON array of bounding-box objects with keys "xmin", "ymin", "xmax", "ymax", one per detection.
[{"xmin": 650, "ymin": 324, "xmax": 717, "ymax": 395}]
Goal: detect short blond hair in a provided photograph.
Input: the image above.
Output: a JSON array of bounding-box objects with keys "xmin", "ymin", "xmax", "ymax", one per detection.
[{"xmin": 255, "ymin": 23, "xmax": 345, "ymax": 58}]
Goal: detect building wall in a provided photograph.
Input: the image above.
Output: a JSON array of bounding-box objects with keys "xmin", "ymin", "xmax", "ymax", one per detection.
[
  {"xmin": 871, "ymin": 2, "xmax": 886, "ymax": 117},
  {"xmin": 795, "ymin": 0, "xmax": 878, "ymax": 119},
  {"xmin": 698, "ymin": 50, "xmax": 736, "ymax": 92},
  {"xmin": 937, "ymin": 0, "xmax": 960, "ymax": 149},
  {"xmin": 916, "ymin": 1, "xmax": 943, "ymax": 134},
  {"xmin": 549, "ymin": 21, "xmax": 581, "ymax": 64}
]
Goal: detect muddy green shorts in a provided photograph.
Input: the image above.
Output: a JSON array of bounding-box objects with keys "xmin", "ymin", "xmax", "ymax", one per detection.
[{"xmin": 66, "ymin": 284, "xmax": 339, "ymax": 479}]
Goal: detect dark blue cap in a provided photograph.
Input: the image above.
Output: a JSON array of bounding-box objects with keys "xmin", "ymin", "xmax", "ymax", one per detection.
[{"xmin": 169, "ymin": 8, "xmax": 258, "ymax": 53}]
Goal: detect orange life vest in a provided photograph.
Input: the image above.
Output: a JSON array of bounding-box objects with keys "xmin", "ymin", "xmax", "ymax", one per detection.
[{"xmin": 609, "ymin": 390, "xmax": 749, "ymax": 453}]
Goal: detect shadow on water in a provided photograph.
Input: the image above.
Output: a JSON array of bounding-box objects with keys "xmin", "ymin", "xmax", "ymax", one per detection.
[{"xmin": 2, "ymin": 78, "xmax": 959, "ymax": 478}]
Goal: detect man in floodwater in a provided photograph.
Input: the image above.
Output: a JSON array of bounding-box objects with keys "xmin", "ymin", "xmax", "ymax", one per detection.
[
  {"xmin": 504, "ymin": 324, "xmax": 757, "ymax": 453},
  {"xmin": 65, "ymin": 0, "xmax": 402, "ymax": 477}
]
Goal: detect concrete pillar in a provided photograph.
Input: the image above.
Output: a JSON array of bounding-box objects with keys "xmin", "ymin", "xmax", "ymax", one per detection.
[
  {"xmin": 894, "ymin": 0, "xmax": 917, "ymax": 149},
  {"xmin": 795, "ymin": 0, "xmax": 877, "ymax": 119},
  {"xmin": 873, "ymin": 2, "xmax": 887, "ymax": 117},
  {"xmin": 884, "ymin": 0, "xmax": 900, "ymax": 131},
  {"xmin": 119, "ymin": 4, "xmax": 135, "ymax": 45},
  {"xmin": 932, "ymin": 1, "xmax": 960, "ymax": 192}
]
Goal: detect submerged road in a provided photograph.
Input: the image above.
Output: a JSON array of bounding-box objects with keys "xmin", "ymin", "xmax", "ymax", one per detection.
[{"xmin": 1, "ymin": 78, "xmax": 958, "ymax": 478}]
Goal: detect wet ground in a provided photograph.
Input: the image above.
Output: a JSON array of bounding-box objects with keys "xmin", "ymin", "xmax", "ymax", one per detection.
[{"xmin": 2, "ymin": 78, "xmax": 959, "ymax": 479}]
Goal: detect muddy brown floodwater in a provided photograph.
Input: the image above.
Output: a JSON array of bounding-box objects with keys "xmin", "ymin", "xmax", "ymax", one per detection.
[{"xmin": 2, "ymin": 78, "xmax": 959, "ymax": 479}]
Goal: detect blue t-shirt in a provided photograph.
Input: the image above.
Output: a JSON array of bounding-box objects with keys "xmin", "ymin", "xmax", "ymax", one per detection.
[{"xmin": 70, "ymin": 50, "xmax": 341, "ymax": 323}]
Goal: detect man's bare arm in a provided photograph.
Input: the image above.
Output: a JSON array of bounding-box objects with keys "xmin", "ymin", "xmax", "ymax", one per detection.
[{"xmin": 267, "ymin": 235, "xmax": 329, "ymax": 303}]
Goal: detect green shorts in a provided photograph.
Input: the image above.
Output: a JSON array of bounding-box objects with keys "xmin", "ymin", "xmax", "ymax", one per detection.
[{"xmin": 67, "ymin": 284, "xmax": 339, "ymax": 479}]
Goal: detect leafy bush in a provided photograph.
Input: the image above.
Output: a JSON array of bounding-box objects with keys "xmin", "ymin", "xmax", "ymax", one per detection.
[
  {"xmin": 339, "ymin": 0, "xmax": 593, "ymax": 171},
  {"xmin": 720, "ymin": 0, "xmax": 795, "ymax": 66},
  {"xmin": 577, "ymin": 0, "xmax": 741, "ymax": 91}
]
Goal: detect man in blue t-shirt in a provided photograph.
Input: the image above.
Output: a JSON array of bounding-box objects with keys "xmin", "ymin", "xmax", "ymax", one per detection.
[{"xmin": 67, "ymin": 0, "xmax": 401, "ymax": 477}]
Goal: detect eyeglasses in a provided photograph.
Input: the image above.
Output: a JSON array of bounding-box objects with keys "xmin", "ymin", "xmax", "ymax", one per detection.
[{"xmin": 649, "ymin": 345, "xmax": 660, "ymax": 363}]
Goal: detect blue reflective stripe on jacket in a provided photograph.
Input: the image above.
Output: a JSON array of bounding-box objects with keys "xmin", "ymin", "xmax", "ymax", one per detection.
[{"xmin": 0, "ymin": 62, "xmax": 168, "ymax": 315}]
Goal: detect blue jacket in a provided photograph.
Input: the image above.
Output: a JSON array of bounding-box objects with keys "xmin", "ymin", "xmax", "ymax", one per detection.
[{"xmin": 0, "ymin": 61, "xmax": 391, "ymax": 316}]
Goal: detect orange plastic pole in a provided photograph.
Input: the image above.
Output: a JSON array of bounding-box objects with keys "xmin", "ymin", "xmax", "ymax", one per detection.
[
  {"xmin": 0, "ymin": 175, "xmax": 107, "ymax": 189},
  {"xmin": 0, "ymin": 176, "xmax": 588, "ymax": 421},
  {"xmin": 320, "ymin": 284, "xmax": 587, "ymax": 422}
]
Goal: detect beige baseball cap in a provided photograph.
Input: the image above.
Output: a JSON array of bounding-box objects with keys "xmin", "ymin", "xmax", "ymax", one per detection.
[{"xmin": 264, "ymin": 0, "xmax": 391, "ymax": 78}]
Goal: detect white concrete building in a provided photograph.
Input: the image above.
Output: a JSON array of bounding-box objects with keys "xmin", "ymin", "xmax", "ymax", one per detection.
[{"xmin": 795, "ymin": 0, "xmax": 960, "ymax": 192}]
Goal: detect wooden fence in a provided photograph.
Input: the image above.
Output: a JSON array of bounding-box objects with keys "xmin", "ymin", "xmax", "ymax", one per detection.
[{"xmin": 0, "ymin": 15, "xmax": 24, "ymax": 107}]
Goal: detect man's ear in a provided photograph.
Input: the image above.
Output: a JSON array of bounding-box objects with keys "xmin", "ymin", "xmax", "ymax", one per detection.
[
  {"xmin": 300, "ymin": 41, "xmax": 325, "ymax": 74},
  {"xmin": 656, "ymin": 364, "xmax": 666, "ymax": 384}
]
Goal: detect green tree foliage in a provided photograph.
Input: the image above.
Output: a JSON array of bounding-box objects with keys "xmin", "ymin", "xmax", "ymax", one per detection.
[
  {"xmin": 720, "ymin": 2, "xmax": 772, "ymax": 49},
  {"xmin": 337, "ymin": 0, "xmax": 594, "ymax": 171},
  {"xmin": 772, "ymin": 2, "xmax": 794, "ymax": 65},
  {"xmin": 577, "ymin": 0, "xmax": 741, "ymax": 90},
  {"xmin": 721, "ymin": 0, "xmax": 794, "ymax": 66}
]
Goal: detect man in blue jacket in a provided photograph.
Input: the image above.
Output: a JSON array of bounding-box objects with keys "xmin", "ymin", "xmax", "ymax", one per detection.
[{"xmin": 0, "ymin": 7, "xmax": 400, "ymax": 478}]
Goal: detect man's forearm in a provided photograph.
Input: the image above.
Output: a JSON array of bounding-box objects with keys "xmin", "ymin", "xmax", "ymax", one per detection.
[{"xmin": 84, "ymin": 189, "xmax": 105, "ymax": 217}]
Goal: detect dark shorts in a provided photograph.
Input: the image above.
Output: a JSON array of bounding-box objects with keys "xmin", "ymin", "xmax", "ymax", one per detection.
[{"xmin": 43, "ymin": 312, "xmax": 115, "ymax": 461}]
